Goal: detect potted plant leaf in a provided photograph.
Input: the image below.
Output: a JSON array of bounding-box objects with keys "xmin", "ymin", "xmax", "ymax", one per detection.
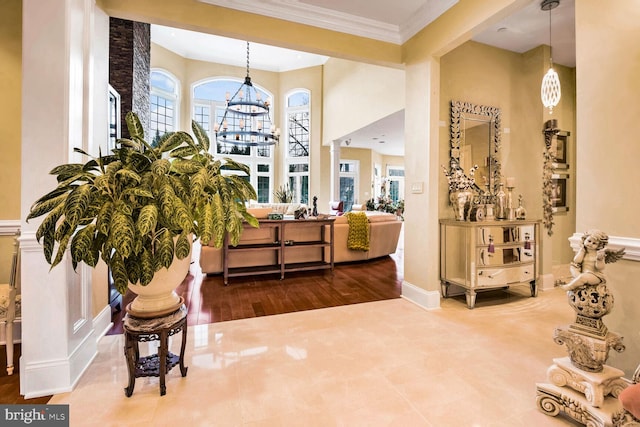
[{"xmin": 27, "ymin": 112, "xmax": 258, "ymax": 316}]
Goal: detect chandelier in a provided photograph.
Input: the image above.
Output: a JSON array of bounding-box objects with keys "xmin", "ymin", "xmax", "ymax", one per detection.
[
  {"xmin": 540, "ymin": 0, "xmax": 562, "ymax": 114},
  {"xmin": 214, "ymin": 42, "xmax": 280, "ymax": 146}
]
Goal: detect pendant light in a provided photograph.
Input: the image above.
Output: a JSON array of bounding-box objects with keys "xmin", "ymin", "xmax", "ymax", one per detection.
[
  {"xmin": 540, "ymin": 0, "xmax": 561, "ymax": 114},
  {"xmin": 214, "ymin": 41, "xmax": 280, "ymax": 146}
]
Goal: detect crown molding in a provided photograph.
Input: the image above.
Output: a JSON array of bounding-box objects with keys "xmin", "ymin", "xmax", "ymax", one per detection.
[
  {"xmin": 400, "ymin": 0, "xmax": 458, "ymax": 43},
  {"xmin": 198, "ymin": 0, "xmax": 458, "ymax": 45}
]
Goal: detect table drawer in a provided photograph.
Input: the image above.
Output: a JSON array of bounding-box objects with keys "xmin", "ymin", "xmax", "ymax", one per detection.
[
  {"xmin": 477, "ymin": 246, "xmax": 534, "ymax": 266},
  {"xmin": 476, "ymin": 264, "xmax": 534, "ymax": 288}
]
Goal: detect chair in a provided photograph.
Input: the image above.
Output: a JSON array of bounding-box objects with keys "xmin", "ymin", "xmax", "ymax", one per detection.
[
  {"xmin": 329, "ymin": 201, "xmax": 344, "ymax": 216},
  {"xmin": 0, "ymin": 233, "xmax": 21, "ymax": 375}
]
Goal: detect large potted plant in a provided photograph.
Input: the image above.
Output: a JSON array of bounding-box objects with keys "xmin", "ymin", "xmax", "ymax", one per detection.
[{"xmin": 27, "ymin": 112, "xmax": 258, "ymax": 316}]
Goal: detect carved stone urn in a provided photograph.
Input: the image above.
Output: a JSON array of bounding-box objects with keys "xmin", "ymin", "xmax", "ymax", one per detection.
[{"xmin": 554, "ymin": 282, "xmax": 624, "ymax": 373}]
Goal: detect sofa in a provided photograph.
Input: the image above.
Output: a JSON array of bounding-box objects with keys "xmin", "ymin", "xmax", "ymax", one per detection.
[{"xmin": 199, "ymin": 209, "xmax": 402, "ymax": 275}]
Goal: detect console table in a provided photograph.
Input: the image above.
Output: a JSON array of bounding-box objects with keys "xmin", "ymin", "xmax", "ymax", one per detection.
[
  {"xmin": 439, "ymin": 219, "xmax": 540, "ymax": 308},
  {"xmin": 123, "ymin": 304, "xmax": 188, "ymax": 396},
  {"xmin": 223, "ymin": 218, "xmax": 335, "ymax": 285}
]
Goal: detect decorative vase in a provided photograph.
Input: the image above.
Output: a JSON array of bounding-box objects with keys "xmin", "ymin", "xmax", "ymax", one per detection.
[
  {"xmin": 515, "ymin": 195, "xmax": 527, "ymax": 220},
  {"xmin": 450, "ymin": 190, "xmax": 474, "ymax": 221},
  {"xmin": 127, "ymin": 238, "xmax": 192, "ymax": 318}
]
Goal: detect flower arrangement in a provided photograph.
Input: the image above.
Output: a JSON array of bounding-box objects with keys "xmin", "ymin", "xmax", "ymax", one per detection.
[
  {"xmin": 366, "ymin": 196, "xmax": 404, "ymax": 217},
  {"xmin": 441, "ymin": 164, "xmax": 479, "ymax": 191}
]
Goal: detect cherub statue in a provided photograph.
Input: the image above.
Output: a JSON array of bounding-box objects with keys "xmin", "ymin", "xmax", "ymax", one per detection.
[{"xmin": 561, "ymin": 229, "xmax": 625, "ymax": 291}]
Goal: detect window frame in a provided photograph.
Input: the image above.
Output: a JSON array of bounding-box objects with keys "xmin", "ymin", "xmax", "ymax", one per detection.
[
  {"xmin": 339, "ymin": 159, "xmax": 359, "ymax": 212},
  {"xmin": 284, "ymin": 89, "xmax": 311, "ymax": 204},
  {"xmin": 191, "ymin": 77, "xmax": 276, "ymax": 203},
  {"xmin": 149, "ymin": 69, "xmax": 180, "ymax": 141}
]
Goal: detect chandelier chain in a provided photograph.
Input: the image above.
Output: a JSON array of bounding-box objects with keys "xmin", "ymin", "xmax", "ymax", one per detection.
[
  {"xmin": 548, "ymin": 6, "xmax": 553, "ymax": 65},
  {"xmin": 246, "ymin": 41, "xmax": 250, "ymax": 78}
]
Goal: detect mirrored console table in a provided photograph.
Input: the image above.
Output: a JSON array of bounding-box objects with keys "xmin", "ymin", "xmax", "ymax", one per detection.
[{"xmin": 439, "ymin": 219, "xmax": 540, "ymax": 308}]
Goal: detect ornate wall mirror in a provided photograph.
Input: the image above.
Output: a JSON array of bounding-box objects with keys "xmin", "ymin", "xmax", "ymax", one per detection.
[{"xmin": 449, "ymin": 100, "xmax": 501, "ymax": 195}]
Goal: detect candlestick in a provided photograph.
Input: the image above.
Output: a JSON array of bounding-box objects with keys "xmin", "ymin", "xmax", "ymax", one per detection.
[{"xmin": 506, "ymin": 185, "xmax": 515, "ymax": 221}]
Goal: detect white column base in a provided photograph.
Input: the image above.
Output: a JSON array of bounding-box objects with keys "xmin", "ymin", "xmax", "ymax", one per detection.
[
  {"xmin": 93, "ymin": 304, "xmax": 113, "ymax": 341},
  {"xmin": 21, "ymin": 330, "xmax": 98, "ymax": 399},
  {"xmin": 540, "ymin": 273, "xmax": 556, "ymax": 291},
  {"xmin": 401, "ymin": 281, "xmax": 441, "ymax": 310}
]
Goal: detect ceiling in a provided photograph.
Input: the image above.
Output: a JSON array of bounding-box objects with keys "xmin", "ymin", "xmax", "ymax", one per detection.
[{"xmin": 152, "ymin": 0, "xmax": 575, "ymax": 157}]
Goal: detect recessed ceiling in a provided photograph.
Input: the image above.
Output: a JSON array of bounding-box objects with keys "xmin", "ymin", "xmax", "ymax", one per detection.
[
  {"xmin": 151, "ymin": 26, "xmax": 329, "ymax": 73},
  {"xmin": 339, "ymin": 110, "xmax": 405, "ymax": 157},
  {"xmin": 472, "ymin": 0, "xmax": 575, "ymax": 67}
]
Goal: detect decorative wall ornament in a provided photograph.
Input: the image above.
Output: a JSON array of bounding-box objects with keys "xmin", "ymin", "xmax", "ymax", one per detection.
[{"xmin": 542, "ymin": 120, "xmax": 559, "ymax": 235}]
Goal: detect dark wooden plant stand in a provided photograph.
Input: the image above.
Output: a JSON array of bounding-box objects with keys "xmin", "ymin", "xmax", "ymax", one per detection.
[{"xmin": 123, "ymin": 305, "xmax": 188, "ymax": 397}]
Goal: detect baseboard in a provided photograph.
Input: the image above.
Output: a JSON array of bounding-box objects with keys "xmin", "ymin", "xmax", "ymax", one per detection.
[
  {"xmin": 401, "ymin": 281, "xmax": 441, "ymax": 310},
  {"xmin": 540, "ymin": 273, "xmax": 556, "ymax": 292},
  {"xmin": 93, "ymin": 305, "xmax": 113, "ymax": 341},
  {"xmin": 21, "ymin": 328, "xmax": 98, "ymax": 399}
]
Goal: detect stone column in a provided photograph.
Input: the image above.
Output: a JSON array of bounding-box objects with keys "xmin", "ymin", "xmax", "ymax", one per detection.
[{"xmin": 108, "ymin": 18, "xmax": 150, "ymax": 139}]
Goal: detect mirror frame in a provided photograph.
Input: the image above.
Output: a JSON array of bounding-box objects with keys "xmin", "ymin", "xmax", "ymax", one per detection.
[{"xmin": 450, "ymin": 100, "xmax": 502, "ymax": 195}]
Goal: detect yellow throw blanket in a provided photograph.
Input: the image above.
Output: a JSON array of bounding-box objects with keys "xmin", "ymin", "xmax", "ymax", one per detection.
[{"xmin": 346, "ymin": 212, "xmax": 370, "ymax": 251}]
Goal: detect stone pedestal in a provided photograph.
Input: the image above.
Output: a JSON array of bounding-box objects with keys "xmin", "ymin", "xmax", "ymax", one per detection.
[
  {"xmin": 554, "ymin": 325, "xmax": 625, "ymax": 373},
  {"xmin": 546, "ymin": 357, "xmax": 627, "ymax": 407},
  {"xmin": 536, "ymin": 383, "xmax": 626, "ymax": 427}
]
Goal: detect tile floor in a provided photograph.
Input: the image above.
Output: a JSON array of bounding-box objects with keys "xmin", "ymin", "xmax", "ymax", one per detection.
[{"xmin": 49, "ymin": 287, "xmax": 589, "ymax": 426}]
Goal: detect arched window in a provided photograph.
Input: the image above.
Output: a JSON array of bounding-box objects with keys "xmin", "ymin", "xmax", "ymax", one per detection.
[
  {"xmin": 192, "ymin": 78, "xmax": 275, "ymax": 203},
  {"xmin": 149, "ymin": 69, "xmax": 179, "ymax": 145},
  {"xmin": 285, "ymin": 89, "xmax": 310, "ymax": 204}
]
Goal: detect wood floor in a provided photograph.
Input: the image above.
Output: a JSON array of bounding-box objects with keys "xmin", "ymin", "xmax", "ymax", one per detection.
[{"xmin": 1, "ymin": 248, "xmax": 402, "ymax": 403}]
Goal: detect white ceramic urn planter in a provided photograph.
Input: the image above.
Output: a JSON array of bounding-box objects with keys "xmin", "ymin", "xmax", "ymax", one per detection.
[{"xmin": 127, "ymin": 241, "xmax": 192, "ymax": 318}]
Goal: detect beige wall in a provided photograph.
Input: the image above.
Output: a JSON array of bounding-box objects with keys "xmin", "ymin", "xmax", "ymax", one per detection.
[
  {"xmin": 320, "ymin": 58, "xmax": 406, "ymax": 211},
  {"xmin": 399, "ymin": 0, "xmax": 525, "ymax": 294},
  {"xmin": 322, "ymin": 58, "xmax": 405, "ymax": 144},
  {"xmin": 574, "ymin": 0, "xmax": 640, "ymax": 377},
  {"xmin": 439, "ymin": 40, "xmax": 576, "ymax": 275},
  {"xmin": 0, "ymin": 0, "xmax": 22, "ymax": 282}
]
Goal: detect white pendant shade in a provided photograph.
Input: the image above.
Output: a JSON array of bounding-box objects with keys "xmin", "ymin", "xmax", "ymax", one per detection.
[{"xmin": 541, "ymin": 67, "xmax": 561, "ymax": 114}]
